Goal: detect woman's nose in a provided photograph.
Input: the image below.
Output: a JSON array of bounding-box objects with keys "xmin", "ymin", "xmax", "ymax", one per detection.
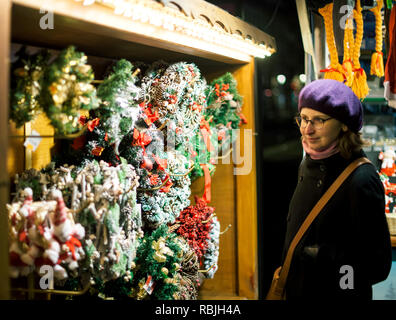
[{"xmin": 303, "ymin": 121, "xmax": 315, "ymax": 133}]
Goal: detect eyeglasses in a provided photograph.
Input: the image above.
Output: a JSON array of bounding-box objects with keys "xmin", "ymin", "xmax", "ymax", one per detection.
[{"xmin": 295, "ymin": 116, "xmax": 333, "ymax": 130}]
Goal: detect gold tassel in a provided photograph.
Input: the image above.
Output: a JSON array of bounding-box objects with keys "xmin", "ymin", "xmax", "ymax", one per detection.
[
  {"xmin": 342, "ymin": 16, "xmax": 354, "ymax": 87},
  {"xmin": 319, "ymin": 3, "xmax": 345, "ymax": 82},
  {"xmin": 351, "ymin": 0, "xmax": 370, "ymax": 99},
  {"xmin": 370, "ymin": 0, "xmax": 384, "ymax": 77}
]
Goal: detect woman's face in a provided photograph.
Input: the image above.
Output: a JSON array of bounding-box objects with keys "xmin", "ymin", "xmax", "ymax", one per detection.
[{"xmin": 299, "ymin": 107, "xmax": 347, "ymax": 151}]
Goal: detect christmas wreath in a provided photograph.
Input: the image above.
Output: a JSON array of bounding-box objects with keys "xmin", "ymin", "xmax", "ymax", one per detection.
[
  {"xmin": 9, "ymin": 47, "xmax": 50, "ymax": 127},
  {"xmin": 40, "ymin": 46, "xmax": 99, "ymax": 135}
]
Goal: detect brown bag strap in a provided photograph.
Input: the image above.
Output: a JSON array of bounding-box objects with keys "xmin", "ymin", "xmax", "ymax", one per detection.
[{"xmin": 275, "ymin": 157, "xmax": 372, "ymax": 296}]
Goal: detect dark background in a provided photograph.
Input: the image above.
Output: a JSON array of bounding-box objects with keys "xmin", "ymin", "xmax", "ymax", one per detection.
[{"xmin": 206, "ymin": 0, "xmax": 305, "ymax": 299}]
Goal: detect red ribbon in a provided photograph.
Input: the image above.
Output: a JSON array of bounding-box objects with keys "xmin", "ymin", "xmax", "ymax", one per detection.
[
  {"xmin": 132, "ymin": 129, "xmax": 152, "ymax": 155},
  {"xmin": 160, "ymin": 174, "xmax": 173, "ymax": 193},
  {"xmin": 200, "ymin": 118, "xmax": 214, "ymax": 152},
  {"xmin": 353, "ymin": 67, "xmax": 364, "ymax": 76},
  {"xmin": 87, "ymin": 118, "xmax": 100, "ymax": 132},
  {"xmin": 152, "ymin": 154, "xmax": 167, "ymax": 171},
  {"xmin": 319, "ymin": 67, "xmax": 347, "ymax": 81},
  {"xmin": 143, "ymin": 107, "xmax": 159, "ymax": 126},
  {"xmin": 65, "ymin": 236, "xmax": 82, "ymax": 261},
  {"xmin": 200, "ymin": 164, "xmax": 212, "ymax": 204},
  {"xmin": 238, "ymin": 112, "xmax": 248, "ymax": 125}
]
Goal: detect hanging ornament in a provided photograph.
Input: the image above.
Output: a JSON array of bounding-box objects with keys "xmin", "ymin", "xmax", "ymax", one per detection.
[
  {"xmin": 370, "ymin": 0, "xmax": 385, "ymax": 77},
  {"xmin": 342, "ymin": 15, "xmax": 355, "ymax": 87},
  {"xmin": 319, "ymin": 3, "xmax": 346, "ymax": 82},
  {"xmin": 351, "ymin": 0, "xmax": 370, "ymax": 99}
]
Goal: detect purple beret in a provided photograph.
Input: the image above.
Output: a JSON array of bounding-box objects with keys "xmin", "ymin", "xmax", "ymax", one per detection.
[{"xmin": 298, "ymin": 79, "xmax": 363, "ymax": 132}]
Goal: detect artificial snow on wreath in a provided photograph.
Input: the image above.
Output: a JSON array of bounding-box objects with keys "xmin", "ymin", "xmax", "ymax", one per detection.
[
  {"xmin": 117, "ymin": 120, "xmax": 191, "ymax": 229},
  {"xmin": 91, "ymin": 59, "xmax": 142, "ymax": 154},
  {"xmin": 13, "ymin": 158, "xmax": 142, "ymax": 283},
  {"xmin": 137, "ymin": 151, "xmax": 191, "ymax": 229},
  {"xmin": 202, "ymin": 216, "xmax": 220, "ymax": 279},
  {"xmin": 188, "ymin": 72, "xmax": 246, "ymax": 182},
  {"xmin": 141, "ymin": 61, "xmax": 207, "ymax": 149}
]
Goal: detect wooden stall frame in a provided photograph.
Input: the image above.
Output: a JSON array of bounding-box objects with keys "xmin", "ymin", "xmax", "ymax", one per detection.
[
  {"xmin": 0, "ymin": 0, "xmax": 11, "ymax": 300},
  {"xmin": 2, "ymin": 0, "xmax": 273, "ymax": 300}
]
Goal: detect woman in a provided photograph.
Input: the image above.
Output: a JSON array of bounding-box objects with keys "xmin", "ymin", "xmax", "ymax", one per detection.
[{"xmin": 282, "ymin": 79, "xmax": 392, "ymax": 299}]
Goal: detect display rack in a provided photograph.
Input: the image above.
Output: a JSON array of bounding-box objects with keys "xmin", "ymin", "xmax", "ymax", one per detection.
[{"xmin": 0, "ymin": 0, "xmax": 276, "ymax": 300}]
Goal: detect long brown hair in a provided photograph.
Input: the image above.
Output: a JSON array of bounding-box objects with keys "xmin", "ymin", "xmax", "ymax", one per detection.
[{"xmin": 337, "ymin": 130, "xmax": 366, "ymax": 159}]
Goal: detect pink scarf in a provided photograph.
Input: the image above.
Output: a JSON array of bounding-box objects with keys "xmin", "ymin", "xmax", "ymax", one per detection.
[{"xmin": 302, "ymin": 139, "xmax": 339, "ymax": 160}]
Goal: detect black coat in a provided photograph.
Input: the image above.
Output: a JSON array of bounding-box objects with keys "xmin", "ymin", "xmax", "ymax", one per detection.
[{"xmin": 282, "ymin": 150, "xmax": 392, "ymax": 299}]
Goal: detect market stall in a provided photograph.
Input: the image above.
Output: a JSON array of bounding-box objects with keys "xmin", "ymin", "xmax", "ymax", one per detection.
[{"xmin": 0, "ymin": 0, "xmax": 276, "ymax": 300}]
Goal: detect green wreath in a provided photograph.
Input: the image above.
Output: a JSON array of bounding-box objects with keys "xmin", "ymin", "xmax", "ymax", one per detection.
[
  {"xmin": 10, "ymin": 47, "xmax": 50, "ymax": 128},
  {"xmin": 40, "ymin": 46, "xmax": 99, "ymax": 135}
]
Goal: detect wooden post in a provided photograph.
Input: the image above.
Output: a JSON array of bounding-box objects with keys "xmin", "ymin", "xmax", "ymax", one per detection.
[
  {"xmin": 0, "ymin": 0, "xmax": 11, "ymax": 300},
  {"xmin": 233, "ymin": 58, "xmax": 258, "ymax": 299}
]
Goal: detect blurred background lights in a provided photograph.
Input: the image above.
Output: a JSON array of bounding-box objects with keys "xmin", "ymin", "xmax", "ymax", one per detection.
[
  {"xmin": 299, "ymin": 74, "xmax": 306, "ymax": 83},
  {"xmin": 276, "ymin": 74, "xmax": 286, "ymax": 85}
]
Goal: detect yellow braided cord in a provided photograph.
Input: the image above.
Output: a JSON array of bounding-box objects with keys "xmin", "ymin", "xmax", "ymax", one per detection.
[
  {"xmin": 343, "ymin": 17, "xmax": 354, "ymax": 87},
  {"xmin": 351, "ymin": 1, "xmax": 370, "ymax": 99},
  {"xmin": 370, "ymin": 0, "xmax": 384, "ymax": 77},
  {"xmin": 319, "ymin": 3, "xmax": 345, "ymax": 82},
  {"xmin": 352, "ymin": 4, "xmax": 363, "ymax": 66}
]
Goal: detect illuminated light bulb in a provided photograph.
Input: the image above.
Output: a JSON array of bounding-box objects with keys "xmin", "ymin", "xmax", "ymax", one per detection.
[
  {"xmin": 113, "ymin": 0, "xmax": 127, "ymax": 15},
  {"xmin": 277, "ymin": 74, "xmax": 286, "ymax": 85},
  {"xmin": 162, "ymin": 19, "xmax": 175, "ymax": 31},
  {"xmin": 73, "ymin": 0, "xmax": 274, "ymax": 60},
  {"xmin": 299, "ymin": 74, "xmax": 307, "ymax": 83},
  {"xmin": 123, "ymin": 3, "xmax": 133, "ymax": 17},
  {"xmin": 131, "ymin": 10, "xmax": 140, "ymax": 21},
  {"xmin": 139, "ymin": 9, "xmax": 149, "ymax": 23},
  {"xmin": 83, "ymin": 0, "xmax": 96, "ymax": 5}
]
